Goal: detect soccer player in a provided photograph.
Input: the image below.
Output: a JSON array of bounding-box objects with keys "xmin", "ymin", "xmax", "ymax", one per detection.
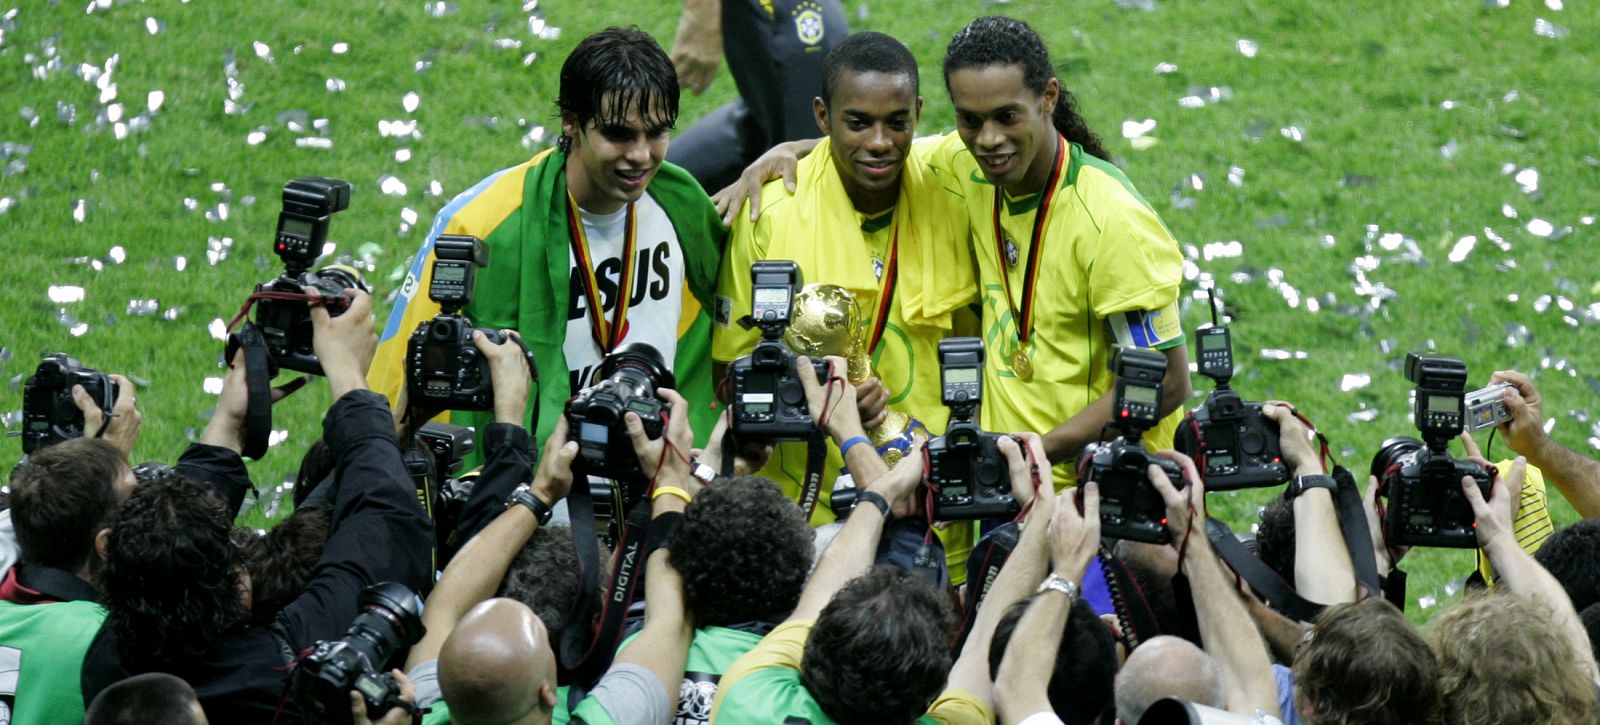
[
  {"xmin": 371, "ymin": 27, "xmax": 725, "ymax": 453},
  {"xmin": 712, "ymin": 32, "xmax": 978, "ymax": 574},
  {"xmin": 931, "ymin": 16, "xmax": 1190, "ymax": 484}
]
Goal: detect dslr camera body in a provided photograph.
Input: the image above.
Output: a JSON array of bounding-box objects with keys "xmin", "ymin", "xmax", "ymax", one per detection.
[
  {"xmin": 727, "ymin": 261, "xmax": 828, "ymax": 441},
  {"xmin": 926, "ymin": 338, "xmax": 1021, "ymax": 520},
  {"xmin": 1173, "ymin": 318, "xmax": 1287, "ymax": 490},
  {"xmin": 21, "ymin": 353, "xmax": 119, "ymax": 454},
  {"xmin": 1373, "ymin": 353, "xmax": 1494, "ymax": 548},
  {"xmin": 565, "ymin": 343, "xmax": 674, "ymax": 491},
  {"xmin": 252, "ymin": 176, "xmax": 370, "ymax": 376},
  {"xmin": 406, "ymin": 235, "xmax": 535, "ymax": 411},
  {"xmin": 293, "ymin": 582, "xmax": 426, "ymax": 725},
  {"xmin": 1078, "ymin": 347, "xmax": 1185, "ymax": 544}
]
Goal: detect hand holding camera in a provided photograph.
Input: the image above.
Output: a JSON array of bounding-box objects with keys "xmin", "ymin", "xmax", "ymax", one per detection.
[
  {"xmin": 309, "ymin": 286, "xmax": 378, "ymax": 400},
  {"xmin": 565, "ymin": 342, "xmax": 675, "ymax": 492},
  {"xmin": 727, "ymin": 261, "xmax": 830, "ymax": 442},
  {"xmin": 73, "ymin": 372, "xmax": 140, "ymax": 457},
  {"xmin": 406, "ymin": 235, "xmax": 537, "ymax": 414},
  {"xmin": 1487, "ymin": 370, "xmax": 1547, "ymax": 458},
  {"xmin": 1174, "ymin": 293, "xmax": 1287, "ymax": 490},
  {"xmin": 1145, "ymin": 450, "xmax": 1207, "ymax": 547},
  {"xmin": 1260, "ymin": 402, "xmax": 1321, "ymax": 477},
  {"xmin": 794, "ymin": 354, "xmax": 854, "ymax": 441},
  {"xmin": 20, "ymin": 353, "xmax": 121, "ymax": 454},
  {"xmin": 292, "ymin": 582, "xmax": 426, "ymax": 725},
  {"xmin": 474, "ymin": 329, "xmax": 533, "ymax": 425},
  {"xmin": 926, "ymin": 337, "xmax": 1021, "ymax": 521},
  {"xmin": 1460, "ymin": 456, "xmax": 1523, "ymax": 551},
  {"xmin": 535, "ymin": 418, "xmax": 580, "ymax": 507},
  {"xmin": 623, "ymin": 387, "xmax": 699, "ymax": 493}
]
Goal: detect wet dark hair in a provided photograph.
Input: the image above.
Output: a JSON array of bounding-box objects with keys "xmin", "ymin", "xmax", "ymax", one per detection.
[
  {"xmin": 556, "ymin": 26, "xmax": 679, "ymax": 153},
  {"xmin": 942, "ymin": 15, "xmax": 1112, "ymax": 162},
  {"xmin": 1256, "ymin": 496, "xmax": 1297, "ymax": 585},
  {"xmin": 822, "ymin": 31, "xmax": 919, "ymax": 104},
  {"xmin": 101, "ymin": 473, "xmax": 247, "ymax": 667},
  {"xmin": 9, "ymin": 437, "xmax": 124, "ymax": 572},
  {"xmin": 86, "ymin": 672, "xmax": 205, "ymax": 725},
  {"xmin": 669, "ymin": 476, "xmax": 813, "ymax": 626},
  {"xmin": 988, "ymin": 596, "xmax": 1118, "ymax": 724},
  {"xmin": 803, "ymin": 566, "xmax": 957, "ymax": 724}
]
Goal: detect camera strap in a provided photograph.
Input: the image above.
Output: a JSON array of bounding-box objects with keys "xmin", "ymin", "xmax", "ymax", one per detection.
[
  {"xmin": 952, "ymin": 522, "xmax": 1020, "ymax": 653},
  {"xmin": 1205, "ymin": 518, "xmax": 1327, "ymax": 623},
  {"xmin": 227, "ymin": 323, "xmax": 276, "ymax": 460},
  {"xmin": 1331, "ymin": 465, "xmax": 1384, "ymax": 598},
  {"xmin": 717, "ymin": 429, "xmax": 828, "ymax": 522},
  {"xmin": 558, "ymin": 474, "xmax": 652, "ymax": 687}
]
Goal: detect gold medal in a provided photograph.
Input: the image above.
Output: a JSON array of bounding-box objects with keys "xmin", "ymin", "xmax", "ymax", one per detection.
[
  {"xmin": 1011, "ymin": 349, "xmax": 1033, "ymax": 381},
  {"xmin": 882, "ymin": 447, "xmax": 904, "ymax": 467}
]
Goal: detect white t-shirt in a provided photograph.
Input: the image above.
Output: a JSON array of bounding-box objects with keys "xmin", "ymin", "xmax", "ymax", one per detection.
[{"xmin": 562, "ymin": 195, "xmax": 685, "ymax": 395}]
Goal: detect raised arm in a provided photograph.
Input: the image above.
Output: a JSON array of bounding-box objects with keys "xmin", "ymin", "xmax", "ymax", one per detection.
[
  {"xmin": 992, "ymin": 453, "xmax": 1100, "ymax": 724},
  {"xmin": 948, "ymin": 434, "xmax": 1058, "ymax": 700},
  {"xmin": 1493, "ymin": 370, "xmax": 1600, "ymax": 518},
  {"xmin": 406, "ymin": 421, "xmax": 576, "ymax": 669},
  {"xmin": 1261, "ymin": 402, "xmax": 1356, "ymax": 604},
  {"xmin": 1464, "ymin": 457, "xmax": 1599, "ymax": 685},
  {"xmin": 1150, "ymin": 451, "xmax": 1280, "ymax": 718}
]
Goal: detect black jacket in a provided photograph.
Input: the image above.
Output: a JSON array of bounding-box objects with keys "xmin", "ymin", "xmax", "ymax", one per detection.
[{"xmin": 80, "ymin": 390, "xmax": 434, "ymax": 723}]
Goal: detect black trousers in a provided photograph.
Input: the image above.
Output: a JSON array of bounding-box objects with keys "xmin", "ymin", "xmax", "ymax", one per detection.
[{"xmin": 667, "ymin": 0, "xmax": 849, "ymax": 193}]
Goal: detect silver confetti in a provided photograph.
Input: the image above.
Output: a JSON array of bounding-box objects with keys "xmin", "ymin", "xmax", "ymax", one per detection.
[
  {"xmin": 203, "ymin": 377, "xmax": 224, "ymax": 395},
  {"xmin": 1114, "ymin": 0, "xmax": 1156, "ymax": 9},
  {"xmin": 72, "ymin": 198, "xmax": 87, "ymax": 222},
  {"xmin": 295, "ymin": 137, "xmax": 333, "ymax": 149},
  {"xmin": 252, "ymin": 40, "xmax": 274, "ymax": 62},
  {"xmin": 162, "ymin": 307, "xmax": 182, "ymax": 321},
  {"xmin": 209, "ymin": 318, "xmax": 228, "ymax": 340},
  {"xmin": 127, "ymin": 299, "xmax": 159, "ymax": 316},
  {"xmin": 57, "ymin": 309, "xmax": 89, "ymax": 337},
  {"xmin": 1339, "ymin": 373, "xmax": 1372, "ymax": 392},
  {"xmin": 1440, "ymin": 139, "xmax": 1458, "ymax": 159},
  {"xmin": 1547, "ymin": 0, "xmax": 1565, "ymax": 9},
  {"xmin": 1527, "ymin": 218, "xmax": 1555, "ymax": 237},
  {"xmin": 1347, "ymin": 405, "xmax": 1380, "ymax": 423},
  {"xmin": 402, "ymin": 92, "xmax": 420, "ymax": 113},
  {"xmin": 331, "ymin": 42, "xmax": 349, "ymax": 54},
  {"xmin": 20, "ymin": 107, "xmax": 39, "ymax": 128},
  {"xmin": 1, "ymin": 411, "xmax": 21, "ymax": 427},
  {"xmin": 379, "ymin": 175, "xmax": 408, "ymax": 196},
  {"xmin": 1121, "ymin": 118, "xmax": 1157, "ymax": 139},
  {"xmin": 1227, "ymin": 166, "xmax": 1245, "ymax": 187},
  {"xmin": 1447, "ymin": 235, "xmax": 1477, "ymax": 263},
  {"xmin": 1280, "ymin": 126, "xmax": 1305, "ymax": 142},
  {"xmin": 424, "ymin": 2, "xmax": 458, "ymax": 18},
  {"xmin": 1154, "ymin": 62, "xmax": 1179, "ymax": 74},
  {"xmin": 1236, "ymin": 39, "xmax": 1258, "ymax": 58},
  {"xmin": 326, "ymin": 78, "xmax": 346, "ymax": 93},
  {"xmin": 247, "ymin": 129, "xmax": 267, "ymax": 145},
  {"xmin": 395, "ymin": 148, "xmax": 412, "ymax": 163},
  {"xmin": 49, "ymin": 285, "xmax": 86, "ymax": 304},
  {"xmin": 144, "ymin": 16, "xmax": 162, "ymax": 35},
  {"xmin": 1514, "ymin": 167, "xmax": 1540, "ymax": 194},
  {"xmin": 427, "ymin": 180, "xmax": 444, "ymax": 197},
  {"xmin": 1534, "ymin": 18, "xmax": 1570, "ymax": 39},
  {"xmin": 1259, "ymin": 349, "xmax": 1310, "ymax": 360}
]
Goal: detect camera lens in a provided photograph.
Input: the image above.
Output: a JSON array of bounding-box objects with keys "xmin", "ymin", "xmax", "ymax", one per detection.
[{"xmin": 1370, "ymin": 436, "xmax": 1423, "ymax": 479}]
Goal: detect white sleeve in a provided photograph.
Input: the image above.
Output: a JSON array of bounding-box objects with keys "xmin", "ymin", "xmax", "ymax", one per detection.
[
  {"xmin": 1018, "ymin": 712, "xmax": 1066, "ymax": 725},
  {"xmin": 0, "ymin": 509, "xmax": 17, "ymax": 579}
]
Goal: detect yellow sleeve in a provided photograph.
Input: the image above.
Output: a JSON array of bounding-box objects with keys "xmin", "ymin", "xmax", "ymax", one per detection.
[
  {"xmin": 712, "ymin": 186, "xmax": 785, "ymax": 363},
  {"xmin": 1079, "ymin": 172, "xmax": 1184, "ymax": 318},
  {"xmin": 924, "ymin": 688, "xmax": 996, "ymax": 725},
  {"xmin": 916, "ymin": 132, "xmax": 974, "ymax": 201},
  {"xmin": 709, "ymin": 619, "xmax": 814, "ymax": 722}
]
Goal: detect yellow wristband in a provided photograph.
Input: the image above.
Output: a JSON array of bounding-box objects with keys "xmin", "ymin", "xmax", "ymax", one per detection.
[{"xmin": 651, "ymin": 486, "xmax": 693, "ymax": 504}]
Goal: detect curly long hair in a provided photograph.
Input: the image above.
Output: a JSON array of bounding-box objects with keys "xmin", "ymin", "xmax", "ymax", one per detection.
[
  {"xmin": 669, "ymin": 476, "xmax": 813, "ymax": 626},
  {"xmin": 233, "ymin": 506, "xmax": 331, "ymax": 623},
  {"xmin": 101, "ymin": 474, "xmax": 247, "ymax": 666},
  {"xmin": 1431, "ymin": 592, "xmax": 1599, "ymax": 725},
  {"xmin": 942, "ymin": 15, "xmax": 1112, "ymax": 163}
]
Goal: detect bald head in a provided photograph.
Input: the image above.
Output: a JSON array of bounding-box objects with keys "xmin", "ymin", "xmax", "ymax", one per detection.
[
  {"xmin": 1114, "ymin": 636, "xmax": 1226, "ymax": 724},
  {"xmin": 438, "ymin": 598, "xmax": 559, "ymax": 725}
]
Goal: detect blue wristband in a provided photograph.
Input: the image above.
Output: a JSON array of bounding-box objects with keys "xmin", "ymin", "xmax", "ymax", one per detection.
[{"xmin": 840, "ymin": 436, "xmax": 871, "ymax": 457}]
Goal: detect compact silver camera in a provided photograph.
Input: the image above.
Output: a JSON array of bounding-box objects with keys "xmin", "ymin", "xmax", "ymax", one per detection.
[{"xmin": 1464, "ymin": 382, "xmax": 1512, "ymax": 431}]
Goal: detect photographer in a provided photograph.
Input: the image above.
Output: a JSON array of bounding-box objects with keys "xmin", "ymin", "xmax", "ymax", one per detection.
[
  {"xmin": 405, "ymin": 387, "xmax": 700, "ymax": 724},
  {"xmin": 713, "ymin": 355, "xmax": 1055, "ymax": 724},
  {"xmin": 1429, "ymin": 457, "xmax": 1600, "ymax": 723},
  {"xmin": 79, "ymin": 289, "xmax": 434, "ymax": 722},
  {"xmin": 1258, "ymin": 403, "xmax": 1358, "ymax": 606},
  {"xmin": 1487, "ymin": 370, "xmax": 1600, "ymax": 518}
]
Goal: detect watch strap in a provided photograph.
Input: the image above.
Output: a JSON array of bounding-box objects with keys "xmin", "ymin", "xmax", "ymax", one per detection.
[
  {"xmin": 1286, "ymin": 473, "xmax": 1338, "ymax": 500},
  {"xmin": 1036, "ymin": 573, "xmax": 1080, "ymax": 600},
  {"xmin": 507, "ymin": 485, "xmax": 553, "ymax": 525}
]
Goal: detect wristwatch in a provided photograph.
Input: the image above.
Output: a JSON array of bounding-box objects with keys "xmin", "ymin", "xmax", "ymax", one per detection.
[
  {"xmin": 506, "ymin": 484, "xmax": 554, "ymax": 525},
  {"xmin": 1036, "ymin": 573, "xmax": 1080, "ymax": 600},
  {"xmin": 1284, "ymin": 473, "xmax": 1338, "ymax": 501}
]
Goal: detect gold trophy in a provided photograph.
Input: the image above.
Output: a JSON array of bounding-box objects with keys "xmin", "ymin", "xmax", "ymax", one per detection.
[{"xmin": 783, "ymin": 284, "xmax": 926, "ymax": 466}]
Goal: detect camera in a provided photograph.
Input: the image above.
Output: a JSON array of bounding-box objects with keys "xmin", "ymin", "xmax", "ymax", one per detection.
[
  {"xmin": 1173, "ymin": 297, "xmax": 1287, "ymax": 490},
  {"xmin": 20, "ymin": 353, "xmax": 119, "ymax": 454},
  {"xmin": 727, "ymin": 261, "xmax": 829, "ymax": 441},
  {"xmin": 1464, "ymin": 382, "xmax": 1512, "ymax": 432},
  {"xmin": 251, "ymin": 176, "xmax": 370, "ymax": 377},
  {"xmin": 566, "ymin": 342, "xmax": 674, "ymax": 492},
  {"xmin": 1372, "ymin": 353, "xmax": 1494, "ymax": 548},
  {"xmin": 409, "ymin": 422, "xmax": 476, "ymax": 561},
  {"xmin": 926, "ymin": 338, "xmax": 1020, "ymax": 520},
  {"xmin": 406, "ymin": 235, "xmax": 535, "ymax": 411},
  {"xmin": 292, "ymin": 582, "xmax": 426, "ymax": 725},
  {"xmin": 1078, "ymin": 347, "xmax": 1185, "ymax": 544}
]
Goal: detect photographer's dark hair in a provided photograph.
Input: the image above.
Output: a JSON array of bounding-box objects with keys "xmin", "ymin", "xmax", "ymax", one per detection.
[
  {"xmin": 803, "ymin": 566, "xmax": 957, "ymax": 724},
  {"xmin": 556, "ymin": 26, "xmax": 679, "ymax": 153},
  {"xmin": 1535, "ymin": 518, "xmax": 1600, "ymax": 612},
  {"xmin": 234, "ymin": 506, "xmax": 332, "ymax": 623},
  {"xmin": 101, "ymin": 473, "xmax": 247, "ymax": 667},
  {"xmin": 670, "ymin": 476, "xmax": 813, "ymax": 626},
  {"xmin": 822, "ymin": 31, "xmax": 919, "ymax": 104},
  {"xmin": 498, "ymin": 525, "xmax": 605, "ymax": 637},
  {"xmin": 9, "ymin": 437, "xmax": 125, "ymax": 572},
  {"xmin": 942, "ymin": 15, "xmax": 1111, "ymax": 163},
  {"xmin": 85, "ymin": 672, "xmax": 205, "ymax": 725},
  {"xmin": 987, "ymin": 596, "xmax": 1118, "ymax": 724},
  {"xmin": 1255, "ymin": 496, "xmax": 1297, "ymax": 585}
]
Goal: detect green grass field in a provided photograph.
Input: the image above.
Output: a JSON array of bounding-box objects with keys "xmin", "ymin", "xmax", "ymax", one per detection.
[{"xmin": 3, "ymin": 0, "xmax": 1597, "ymax": 623}]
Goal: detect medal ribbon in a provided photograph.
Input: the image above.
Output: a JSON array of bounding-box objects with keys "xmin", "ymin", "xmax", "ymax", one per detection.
[
  {"xmin": 866, "ymin": 222, "xmax": 900, "ymax": 354},
  {"xmin": 990, "ymin": 135, "xmax": 1067, "ymax": 349},
  {"xmin": 566, "ymin": 193, "xmax": 637, "ymax": 353}
]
